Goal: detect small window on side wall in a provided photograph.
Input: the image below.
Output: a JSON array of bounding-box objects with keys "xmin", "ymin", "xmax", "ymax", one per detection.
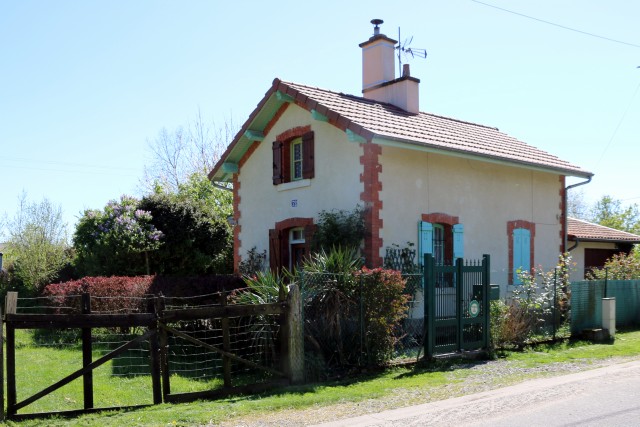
[{"xmin": 272, "ymin": 131, "xmax": 314, "ymax": 185}]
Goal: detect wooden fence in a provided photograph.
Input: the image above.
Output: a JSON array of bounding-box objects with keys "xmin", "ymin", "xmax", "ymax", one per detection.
[{"xmin": 1, "ymin": 285, "xmax": 303, "ymax": 420}]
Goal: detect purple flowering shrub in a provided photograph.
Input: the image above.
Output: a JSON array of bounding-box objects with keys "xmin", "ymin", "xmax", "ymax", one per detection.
[{"xmin": 74, "ymin": 195, "xmax": 163, "ymax": 276}]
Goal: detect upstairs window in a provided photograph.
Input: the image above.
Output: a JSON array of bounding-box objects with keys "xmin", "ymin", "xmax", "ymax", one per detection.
[
  {"xmin": 272, "ymin": 131, "xmax": 314, "ymax": 185},
  {"xmin": 291, "ymin": 138, "xmax": 303, "ymax": 181}
]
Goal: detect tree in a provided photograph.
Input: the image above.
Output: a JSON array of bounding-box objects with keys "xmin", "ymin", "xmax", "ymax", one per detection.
[
  {"xmin": 589, "ymin": 195, "xmax": 640, "ymax": 234},
  {"xmin": 567, "ymin": 189, "xmax": 589, "ymax": 220},
  {"xmin": 141, "ymin": 109, "xmax": 235, "ymax": 193},
  {"xmin": 4, "ymin": 194, "xmax": 70, "ymax": 294},
  {"xmin": 74, "ymin": 195, "xmax": 163, "ymax": 276},
  {"xmin": 139, "ymin": 192, "xmax": 232, "ymax": 275}
]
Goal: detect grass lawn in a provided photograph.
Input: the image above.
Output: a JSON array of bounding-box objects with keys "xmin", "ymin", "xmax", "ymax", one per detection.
[{"xmin": 5, "ymin": 330, "xmax": 640, "ymax": 426}]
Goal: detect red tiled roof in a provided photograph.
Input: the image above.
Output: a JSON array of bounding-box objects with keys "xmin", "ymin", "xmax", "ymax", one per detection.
[
  {"xmin": 568, "ymin": 217, "xmax": 640, "ymax": 243},
  {"xmin": 210, "ymin": 78, "xmax": 592, "ymax": 180}
]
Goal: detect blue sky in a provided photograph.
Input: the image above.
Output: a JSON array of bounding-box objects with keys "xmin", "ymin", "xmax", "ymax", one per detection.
[{"xmin": 1, "ymin": 0, "xmax": 639, "ymax": 237}]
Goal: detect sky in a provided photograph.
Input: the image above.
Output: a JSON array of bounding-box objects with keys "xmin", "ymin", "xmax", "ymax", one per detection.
[{"xmin": 1, "ymin": 0, "xmax": 639, "ymax": 238}]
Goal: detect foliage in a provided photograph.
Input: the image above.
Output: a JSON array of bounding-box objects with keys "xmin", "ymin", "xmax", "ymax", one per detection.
[
  {"xmin": 4, "ymin": 194, "xmax": 71, "ymax": 295},
  {"xmin": 302, "ymin": 248, "xmax": 408, "ymax": 368},
  {"xmin": 43, "ymin": 276, "xmax": 154, "ymax": 313},
  {"xmin": 354, "ymin": 268, "xmax": 410, "ymax": 365},
  {"xmin": 233, "ymin": 271, "xmax": 288, "ymax": 305},
  {"xmin": 139, "ymin": 193, "xmax": 232, "ymax": 275},
  {"xmin": 74, "ymin": 195, "xmax": 163, "ymax": 276},
  {"xmin": 303, "ymin": 246, "xmax": 363, "ymax": 275},
  {"xmin": 492, "ymin": 254, "xmax": 572, "ymax": 348},
  {"xmin": 587, "ymin": 249, "xmax": 640, "ymax": 280},
  {"xmin": 589, "ymin": 195, "xmax": 640, "ymax": 234},
  {"xmin": 238, "ymin": 247, "xmax": 267, "ymax": 276},
  {"xmin": 312, "ymin": 206, "xmax": 365, "ymax": 253}
]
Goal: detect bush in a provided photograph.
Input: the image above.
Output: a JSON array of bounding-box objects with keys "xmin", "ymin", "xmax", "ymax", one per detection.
[
  {"xmin": 354, "ymin": 268, "xmax": 410, "ymax": 365},
  {"xmin": 42, "ymin": 275, "xmax": 245, "ymax": 313},
  {"xmin": 312, "ymin": 206, "xmax": 365, "ymax": 252},
  {"xmin": 587, "ymin": 250, "xmax": 640, "ymax": 280}
]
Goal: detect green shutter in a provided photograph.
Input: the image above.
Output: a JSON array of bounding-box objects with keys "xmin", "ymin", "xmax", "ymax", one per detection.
[
  {"xmin": 513, "ymin": 228, "xmax": 530, "ymax": 285},
  {"xmin": 418, "ymin": 221, "xmax": 433, "ymax": 266},
  {"xmin": 453, "ymin": 223, "xmax": 464, "ymax": 261}
]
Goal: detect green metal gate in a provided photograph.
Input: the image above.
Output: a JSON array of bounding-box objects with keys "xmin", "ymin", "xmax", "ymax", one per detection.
[{"xmin": 424, "ymin": 254, "xmax": 490, "ymax": 357}]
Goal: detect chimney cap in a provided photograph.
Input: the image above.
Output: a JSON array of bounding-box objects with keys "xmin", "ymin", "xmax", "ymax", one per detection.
[{"xmin": 371, "ymin": 19, "xmax": 384, "ymax": 35}]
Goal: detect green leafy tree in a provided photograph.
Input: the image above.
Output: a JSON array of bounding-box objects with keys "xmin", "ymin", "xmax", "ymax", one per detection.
[
  {"xmin": 4, "ymin": 194, "xmax": 70, "ymax": 295},
  {"xmin": 138, "ymin": 193, "xmax": 232, "ymax": 275},
  {"xmin": 590, "ymin": 195, "xmax": 640, "ymax": 234},
  {"xmin": 74, "ymin": 195, "xmax": 163, "ymax": 276}
]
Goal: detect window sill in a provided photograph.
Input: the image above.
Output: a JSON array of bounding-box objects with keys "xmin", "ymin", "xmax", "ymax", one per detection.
[{"xmin": 277, "ymin": 179, "xmax": 311, "ymax": 192}]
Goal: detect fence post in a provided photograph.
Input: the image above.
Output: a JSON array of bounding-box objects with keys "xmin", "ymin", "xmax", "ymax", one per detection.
[
  {"xmin": 150, "ymin": 295, "xmax": 162, "ymax": 404},
  {"xmin": 455, "ymin": 258, "xmax": 463, "ymax": 352},
  {"xmin": 81, "ymin": 292, "xmax": 94, "ymax": 410},
  {"xmin": 221, "ymin": 291, "xmax": 232, "ymax": 388},
  {"xmin": 5, "ymin": 292, "xmax": 17, "ymax": 418},
  {"xmin": 482, "ymin": 254, "xmax": 491, "ymax": 350},
  {"xmin": 360, "ymin": 273, "xmax": 365, "ymax": 366},
  {"xmin": 0, "ymin": 304, "xmax": 4, "ymax": 421},
  {"xmin": 157, "ymin": 293, "xmax": 171, "ymax": 400},
  {"xmin": 285, "ymin": 284, "xmax": 304, "ymax": 384},
  {"xmin": 553, "ymin": 268, "xmax": 557, "ymax": 340},
  {"xmin": 424, "ymin": 254, "xmax": 435, "ymax": 359}
]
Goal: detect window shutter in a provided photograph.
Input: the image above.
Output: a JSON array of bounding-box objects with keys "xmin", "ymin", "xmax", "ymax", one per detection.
[
  {"xmin": 303, "ymin": 223, "xmax": 316, "ymax": 263},
  {"xmin": 453, "ymin": 223, "xmax": 464, "ymax": 261},
  {"xmin": 272, "ymin": 141, "xmax": 283, "ymax": 185},
  {"xmin": 269, "ymin": 228, "xmax": 282, "ymax": 272},
  {"xmin": 513, "ymin": 228, "xmax": 531, "ymax": 285},
  {"xmin": 302, "ymin": 131, "xmax": 314, "ymax": 179},
  {"xmin": 418, "ymin": 221, "xmax": 433, "ymax": 265}
]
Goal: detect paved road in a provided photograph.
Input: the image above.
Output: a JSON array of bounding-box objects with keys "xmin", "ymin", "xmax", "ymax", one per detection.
[{"xmin": 314, "ymin": 360, "xmax": 640, "ymax": 427}]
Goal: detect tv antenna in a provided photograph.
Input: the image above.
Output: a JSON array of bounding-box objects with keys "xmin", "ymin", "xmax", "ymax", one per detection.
[{"xmin": 396, "ymin": 27, "xmax": 427, "ymax": 76}]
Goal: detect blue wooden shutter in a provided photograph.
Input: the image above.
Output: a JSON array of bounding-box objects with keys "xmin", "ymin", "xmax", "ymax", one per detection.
[
  {"xmin": 453, "ymin": 223, "xmax": 464, "ymax": 261},
  {"xmin": 418, "ymin": 221, "xmax": 433, "ymax": 265},
  {"xmin": 513, "ymin": 228, "xmax": 531, "ymax": 285}
]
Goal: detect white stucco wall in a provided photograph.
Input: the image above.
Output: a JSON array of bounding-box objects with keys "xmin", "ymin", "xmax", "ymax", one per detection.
[
  {"xmin": 237, "ymin": 104, "xmax": 363, "ymax": 260},
  {"xmin": 379, "ymin": 146, "xmax": 563, "ymax": 295}
]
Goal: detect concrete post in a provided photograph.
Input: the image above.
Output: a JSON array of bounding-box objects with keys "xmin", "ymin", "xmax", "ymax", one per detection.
[{"xmin": 602, "ymin": 297, "xmax": 616, "ymax": 339}]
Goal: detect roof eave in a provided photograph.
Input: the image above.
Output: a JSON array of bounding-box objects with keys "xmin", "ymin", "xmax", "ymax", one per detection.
[{"xmin": 371, "ymin": 135, "xmax": 593, "ymax": 179}]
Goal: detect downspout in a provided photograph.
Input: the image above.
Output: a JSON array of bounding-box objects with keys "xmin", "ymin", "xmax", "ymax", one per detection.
[
  {"xmin": 567, "ymin": 237, "xmax": 580, "ymax": 252},
  {"xmin": 563, "ymin": 176, "xmax": 592, "ymax": 252}
]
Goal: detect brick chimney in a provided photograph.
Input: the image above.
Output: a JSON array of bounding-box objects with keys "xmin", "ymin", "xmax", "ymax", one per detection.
[{"xmin": 359, "ymin": 19, "xmax": 420, "ymax": 114}]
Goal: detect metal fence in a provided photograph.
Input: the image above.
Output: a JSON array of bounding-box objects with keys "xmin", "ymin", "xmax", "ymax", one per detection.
[{"xmin": 571, "ymin": 280, "xmax": 640, "ymax": 334}]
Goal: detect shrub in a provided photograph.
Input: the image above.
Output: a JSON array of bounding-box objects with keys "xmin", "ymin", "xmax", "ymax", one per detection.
[
  {"xmin": 312, "ymin": 206, "xmax": 365, "ymax": 252},
  {"xmin": 42, "ymin": 275, "xmax": 245, "ymax": 313},
  {"xmin": 587, "ymin": 250, "xmax": 640, "ymax": 280},
  {"xmin": 238, "ymin": 247, "xmax": 267, "ymax": 276},
  {"xmin": 354, "ymin": 268, "xmax": 410, "ymax": 365}
]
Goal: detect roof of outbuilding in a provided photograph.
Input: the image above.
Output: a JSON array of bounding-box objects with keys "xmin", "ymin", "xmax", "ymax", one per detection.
[
  {"xmin": 568, "ymin": 217, "xmax": 640, "ymax": 243},
  {"xmin": 210, "ymin": 78, "xmax": 592, "ymax": 181}
]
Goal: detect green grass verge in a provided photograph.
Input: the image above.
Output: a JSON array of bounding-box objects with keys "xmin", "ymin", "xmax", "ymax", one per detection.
[{"xmin": 5, "ymin": 330, "xmax": 640, "ymax": 426}]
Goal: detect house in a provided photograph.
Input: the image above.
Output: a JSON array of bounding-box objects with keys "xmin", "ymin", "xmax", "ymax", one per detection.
[
  {"xmin": 567, "ymin": 217, "xmax": 640, "ymax": 280},
  {"xmin": 209, "ymin": 20, "xmax": 593, "ymax": 296}
]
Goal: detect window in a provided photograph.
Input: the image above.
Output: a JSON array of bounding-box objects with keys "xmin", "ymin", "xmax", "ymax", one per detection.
[
  {"xmin": 289, "ymin": 227, "xmax": 305, "ymax": 269},
  {"xmin": 272, "ymin": 131, "xmax": 314, "ymax": 185},
  {"xmin": 419, "ymin": 220, "xmax": 464, "ymax": 287},
  {"xmin": 291, "ymin": 138, "xmax": 303, "ymax": 181}
]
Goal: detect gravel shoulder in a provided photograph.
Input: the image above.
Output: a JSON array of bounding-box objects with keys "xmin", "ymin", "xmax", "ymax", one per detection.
[{"xmin": 217, "ymin": 355, "xmax": 640, "ymax": 427}]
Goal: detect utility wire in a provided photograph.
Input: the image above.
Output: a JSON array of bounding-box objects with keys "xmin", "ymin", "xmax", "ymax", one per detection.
[
  {"xmin": 471, "ymin": 0, "xmax": 640, "ymax": 49},
  {"xmin": 595, "ymin": 79, "xmax": 640, "ymax": 169}
]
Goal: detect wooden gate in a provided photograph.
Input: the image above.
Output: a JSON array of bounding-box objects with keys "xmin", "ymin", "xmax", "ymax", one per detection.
[
  {"xmin": 423, "ymin": 254, "xmax": 490, "ymax": 358},
  {"xmin": 2, "ymin": 285, "xmax": 303, "ymax": 420}
]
